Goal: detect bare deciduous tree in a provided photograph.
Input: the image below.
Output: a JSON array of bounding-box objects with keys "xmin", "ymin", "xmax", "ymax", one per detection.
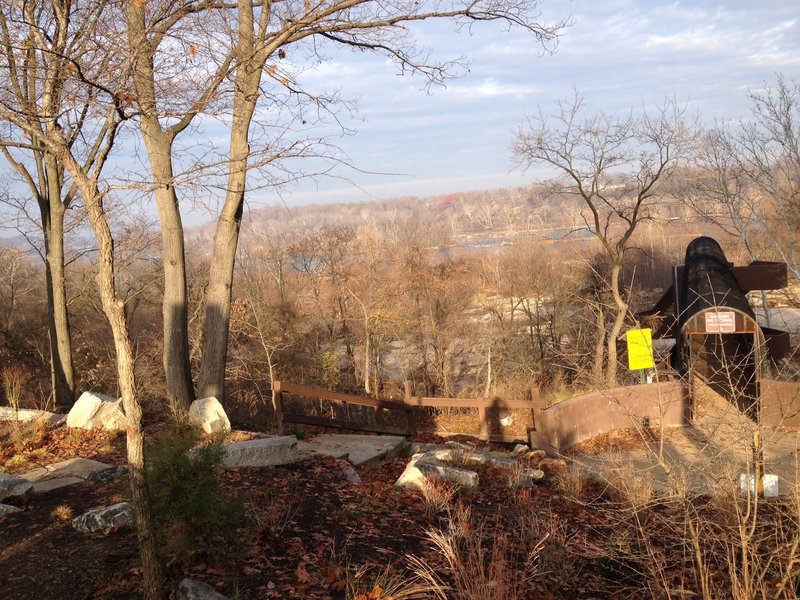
[
  {"xmin": 0, "ymin": 2, "xmax": 163, "ymax": 596},
  {"xmin": 514, "ymin": 91, "xmax": 691, "ymax": 386}
]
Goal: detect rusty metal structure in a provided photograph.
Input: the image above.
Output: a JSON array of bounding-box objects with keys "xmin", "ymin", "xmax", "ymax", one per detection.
[{"xmin": 640, "ymin": 236, "xmax": 790, "ymax": 420}]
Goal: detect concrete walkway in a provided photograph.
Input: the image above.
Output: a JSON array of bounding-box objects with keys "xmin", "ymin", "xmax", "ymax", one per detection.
[{"xmin": 571, "ymin": 388, "xmax": 800, "ymax": 497}]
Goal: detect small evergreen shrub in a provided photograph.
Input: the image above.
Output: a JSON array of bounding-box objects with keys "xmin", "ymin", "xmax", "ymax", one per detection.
[{"xmin": 145, "ymin": 426, "xmax": 240, "ymax": 559}]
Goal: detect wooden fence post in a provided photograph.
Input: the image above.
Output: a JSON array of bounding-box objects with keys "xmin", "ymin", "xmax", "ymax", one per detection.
[
  {"xmin": 530, "ymin": 386, "xmax": 544, "ymax": 431},
  {"xmin": 273, "ymin": 380, "xmax": 284, "ymax": 436},
  {"xmin": 479, "ymin": 401, "xmax": 489, "ymax": 440},
  {"xmin": 404, "ymin": 380, "xmax": 416, "ymax": 434}
]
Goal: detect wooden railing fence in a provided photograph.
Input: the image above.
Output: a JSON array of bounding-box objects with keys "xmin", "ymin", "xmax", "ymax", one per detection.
[
  {"xmin": 273, "ymin": 381, "xmax": 414, "ymax": 436},
  {"xmin": 402, "ymin": 381, "xmax": 541, "ymax": 443},
  {"xmin": 273, "ymin": 380, "xmax": 541, "ymax": 443}
]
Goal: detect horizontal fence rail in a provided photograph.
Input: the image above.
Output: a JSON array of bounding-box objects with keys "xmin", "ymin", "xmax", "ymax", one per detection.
[
  {"xmin": 273, "ymin": 380, "xmax": 541, "ymax": 444},
  {"xmin": 274, "ymin": 381, "xmax": 413, "ymax": 436},
  {"xmin": 403, "ymin": 381, "xmax": 540, "ymax": 443}
]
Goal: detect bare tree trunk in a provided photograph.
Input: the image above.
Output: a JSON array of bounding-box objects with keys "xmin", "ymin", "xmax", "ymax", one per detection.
[
  {"xmin": 125, "ymin": 2, "xmax": 196, "ymax": 412},
  {"xmin": 52, "ymin": 138, "xmax": 164, "ymax": 599},
  {"xmin": 593, "ymin": 302, "xmax": 606, "ymax": 384},
  {"xmin": 41, "ymin": 170, "xmax": 74, "ymax": 406},
  {"xmin": 143, "ymin": 132, "xmax": 195, "ymax": 411},
  {"xmin": 607, "ymin": 261, "xmax": 627, "ymax": 388},
  {"xmin": 47, "ymin": 105, "xmax": 164, "ymax": 600},
  {"xmin": 197, "ymin": 199, "xmax": 243, "ymax": 400},
  {"xmin": 89, "ymin": 204, "xmax": 163, "ymax": 600},
  {"xmin": 198, "ymin": 3, "xmax": 267, "ymax": 401}
]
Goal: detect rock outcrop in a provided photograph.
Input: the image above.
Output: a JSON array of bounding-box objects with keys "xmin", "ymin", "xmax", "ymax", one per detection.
[{"xmin": 221, "ymin": 436, "xmax": 298, "ymax": 468}]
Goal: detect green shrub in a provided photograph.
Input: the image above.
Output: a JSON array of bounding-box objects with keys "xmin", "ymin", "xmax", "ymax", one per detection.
[{"xmin": 145, "ymin": 426, "xmax": 240, "ymax": 559}]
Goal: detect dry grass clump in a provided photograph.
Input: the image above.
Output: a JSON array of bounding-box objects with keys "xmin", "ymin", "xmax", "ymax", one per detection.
[
  {"xmin": 50, "ymin": 505, "xmax": 74, "ymax": 522},
  {"xmin": 555, "ymin": 463, "xmax": 588, "ymax": 499},
  {"xmin": 346, "ymin": 563, "xmax": 447, "ymax": 600},
  {"xmin": 245, "ymin": 488, "xmax": 300, "ymax": 540},
  {"xmin": 418, "ymin": 476, "xmax": 457, "ymax": 518},
  {"xmin": 414, "ymin": 504, "xmax": 544, "ymax": 600},
  {"xmin": 514, "ymin": 506, "xmax": 581, "ymax": 592}
]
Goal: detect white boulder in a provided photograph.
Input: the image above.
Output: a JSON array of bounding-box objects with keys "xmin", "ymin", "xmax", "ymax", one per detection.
[
  {"xmin": 66, "ymin": 391, "xmax": 125, "ymax": 430},
  {"xmin": 189, "ymin": 397, "xmax": 231, "ymax": 435}
]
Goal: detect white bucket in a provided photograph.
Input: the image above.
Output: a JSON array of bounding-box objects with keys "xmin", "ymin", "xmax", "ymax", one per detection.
[{"xmin": 739, "ymin": 473, "xmax": 779, "ymax": 498}]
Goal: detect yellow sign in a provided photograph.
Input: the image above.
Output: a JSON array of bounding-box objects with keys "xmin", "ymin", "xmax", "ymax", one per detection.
[{"xmin": 626, "ymin": 328, "xmax": 655, "ymax": 370}]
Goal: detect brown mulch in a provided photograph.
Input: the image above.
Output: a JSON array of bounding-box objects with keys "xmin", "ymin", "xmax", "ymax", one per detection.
[{"xmin": 1, "ymin": 420, "xmax": 756, "ymax": 600}]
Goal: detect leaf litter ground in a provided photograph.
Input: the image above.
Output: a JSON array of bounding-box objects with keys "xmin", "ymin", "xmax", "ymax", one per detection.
[{"xmin": 3, "ymin": 420, "xmax": 789, "ymax": 599}]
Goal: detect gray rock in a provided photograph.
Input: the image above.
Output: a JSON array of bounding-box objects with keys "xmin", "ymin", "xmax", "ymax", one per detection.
[
  {"xmin": 462, "ymin": 452, "xmax": 515, "ymax": 469},
  {"xmin": 25, "ymin": 457, "xmax": 114, "ymax": 482},
  {"xmin": 526, "ymin": 450, "xmax": 548, "ymax": 463},
  {"xmin": 0, "ymin": 472, "xmax": 32, "ymax": 502},
  {"xmin": 298, "ymin": 434, "xmax": 408, "ymax": 467},
  {"xmin": 539, "ymin": 458, "xmax": 568, "ymax": 477},
  {"xmin": 395, "ymin": 446, "xmax": 522, "ymax": 491},
  {"xmin": 177, "ymin": 578, "xmax": 230, "ymax": 600},
  {"xmin": 416, "ymin": 461, "xmax": 480, "ymax": 490},
  {"xmin": 0, "ymin": 503, "xmax": 22, "ymax": 516},
  {"xmin": 222, "ymin": 436, "xmax": 297, "ymax": 468},
  {"xmin": 87, "ymin": 465, "xmax": 129, "ymax": 484},
  {"xmin": 0, "ymin": 407, "xmax": 66, "ymax": 426},
  {"xmin": 515, "ymin": 468, "xmax": 546, "ymax": 488},
  {"xmin": 71, "ymin": 502, "xmax": 134, "ymax": 533},
  {"xmin": 406, "ymin": 442, "xmax": 440, "ymax": 455},
  {"xmin": 395, "ymin": 450, "xmax": 481, "ymax": 490},
  {"xmin": 512, "ymin": 444, "xmax": 530, "ymax": 456},
  {"xmin": 444, "ymin": 440, "xmax": 475, "ymax": 452},
  {"xmin": 189, "ymin": 397, "xmax": 231, "ymax": 435},
  {"xmin": 32, "ymin": 477, "xmax": 84, "ymax": 493},
  {"xmin": 424, "ymin": 448, "xmax": 455, "ymax": 462},
  {"xmin": 337, "ymin": 460, "xmax": 362, "ymax": 484}
]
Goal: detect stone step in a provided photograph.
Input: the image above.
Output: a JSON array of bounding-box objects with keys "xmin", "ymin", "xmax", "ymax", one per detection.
[{"xmin": 298, "ymin": 434, "xmax": 408, "ymax": 467}]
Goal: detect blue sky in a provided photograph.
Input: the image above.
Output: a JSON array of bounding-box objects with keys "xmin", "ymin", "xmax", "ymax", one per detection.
[
  {"xmin": 2, "ymin": 0, "xmax": 797, "ymax": 237},
  {"xmin": 238, "ymin": 0, "xmax": 799, "ymax": 212}
]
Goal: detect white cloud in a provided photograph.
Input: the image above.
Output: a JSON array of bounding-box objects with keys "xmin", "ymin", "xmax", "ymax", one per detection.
[{"xmin": 190, "ymin": 1, "xmax": 800, "ymax": 209}]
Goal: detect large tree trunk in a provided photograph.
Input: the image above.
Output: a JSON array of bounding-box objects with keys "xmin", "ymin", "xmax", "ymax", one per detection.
[
  {"xmin": 197, "ymin": 197, "xmax": 244, "ymax": 400},
  {"xmin": 126, "ymin": 2, "xmax": 194, "ymax": 411},
  {"xmin": 40, "ymin": 159, "xmax": 74, "ymax": 406},
  {"xmin": 197, "ymin": 5, "xmax": 265, "ymax": 401},
  {"xmin": 143, "ymin": 135, "xmax": 195, "ymax": 412},
  {"xmin": 43, "ymin": 200, "xmax": 74, "ymax": 407},
  {"xmin": 152, "ymin": 176, "xmax": 195, "ymax": 411}
]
